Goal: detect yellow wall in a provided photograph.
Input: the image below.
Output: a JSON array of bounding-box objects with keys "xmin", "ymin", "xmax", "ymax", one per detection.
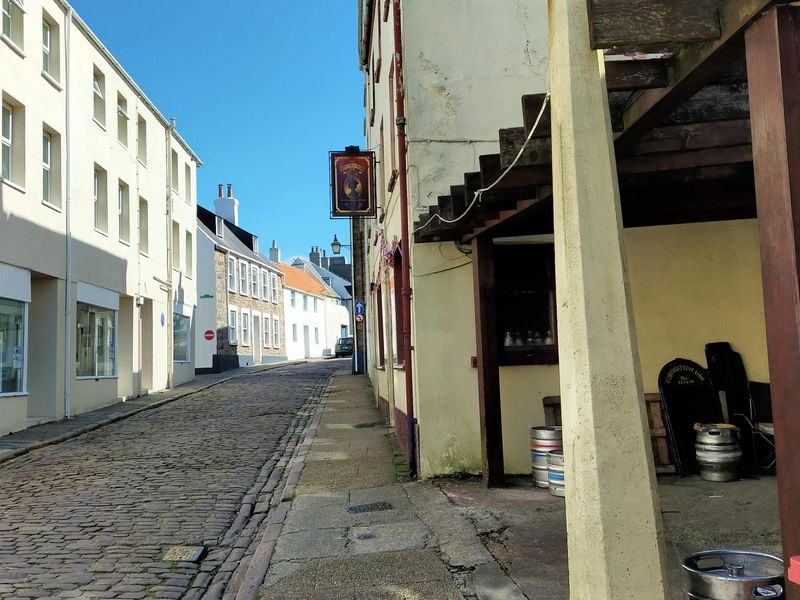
[{"xmin": 626, "ymin": 219, "xmax": 768, "ymax": 387}]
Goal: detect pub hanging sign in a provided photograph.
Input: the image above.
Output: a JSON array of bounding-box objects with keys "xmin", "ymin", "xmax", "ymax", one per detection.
[{"xmin": 330, "ymin": 148, "xmax": 377, "ymax": 219}]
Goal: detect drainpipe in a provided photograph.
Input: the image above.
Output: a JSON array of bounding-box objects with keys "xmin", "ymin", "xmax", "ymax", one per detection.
[
  {"xmin": 165, "ymin": 119, "xmax": 175, "ymax": 389},
  {"xmin": 63, "ymin": 6, "xmax": 73, "ymax": 419},
  {"xmin": 392, "ymin": 0, "xmax": 416, "ymax": 476}
]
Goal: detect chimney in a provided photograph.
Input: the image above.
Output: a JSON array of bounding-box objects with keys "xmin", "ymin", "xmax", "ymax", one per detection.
[
  {"xmin": 269, "ymin": 240, "xmax": 281, "ymax": 263},
  {"xmin": 214, "ymin": 182, "xmax": 239, "ymax": 226},
  {"xmin": 309, "ymin": 246, "xmax": 321, "ymax": 266},
  {"xmin": 321, "ymin": 249, "xmax": 329, "ymax": 269}
]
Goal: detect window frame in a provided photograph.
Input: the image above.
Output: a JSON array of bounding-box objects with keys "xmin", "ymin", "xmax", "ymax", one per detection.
[
  {"xmin": 272, "ymin": 317, "xmax": 279, "ymax": 348},
  {"xmin": 117, "ymin": 180, "xmax": 130, "ymax": 244},
  {"xmin": 173, "ymin": 313, "xmax": 191, "ymax": 363},
  {"xmin": 261, "ymin": 269, "xmax": 269, "ymax": 301},
  {"xmin": 239, "ymin": 261, "xmax": 248, "ymax": 296},
  {"xmin": 251, "ymin": 265, "xmax": 259, "ymax": 297},
  {"xmin": 42, "ymin": 19, "xmax": 51, "ymax": 74},
  {"xmin": 2, "ymin": 101, "xmax": 12, "ymax": 182},
  {"xmin": 228, "ymin": 308, "xmax": 238, "ymax": 345},
  {"xmin": 185, "ymin": 231, "xmax": 193, "ymax": 279},
  {"xmin": 376, "ymin": 284, "xmax": 386, "ymax": 367},
  {"xmin": 271, "ymin": 273, "xmax": 278, "ymax": 303},
  {"xmin": 290, "ymin": 290, "xmax": 296, "ymax": 308},
  {"xmin": 75, "ymin": 302, "xmax": 118, "ymax": 379},
  {"xmin": 42, "ymin": 130, "xmax": 51, "ymax": 204},
  {"xmin": 0, "ymin": 297, "xmax": 28, "ymax": 396},
  {"xmin": 227, "ymin": 257, "xmax": 236, "ymax": 292},
  {"xmin": 138, "ymin": 196, "xmax": 149, "ymax": 255},
  {"xmin": 263, "ymin": 315, "xmax": 271, "ymax": 348},
  {"xmin": 241, "ymin": 309, "xmax": 251, "ymax": 347}
]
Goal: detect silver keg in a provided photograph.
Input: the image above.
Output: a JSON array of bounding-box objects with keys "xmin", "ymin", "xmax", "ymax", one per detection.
[
  {"xmin": 695, "ymin": 425, "xmax": 742, "ymax": 482},
  {"xmin": 683, "ymin": 550, "xmax": 784, "ymax": 599},
  {"xmin": 530, "ymin": 426, "xmax": 562, "ymax": 489},
  {"xmin": 547, "ymin": 449, "xmax": 565, "ymax": 498}
]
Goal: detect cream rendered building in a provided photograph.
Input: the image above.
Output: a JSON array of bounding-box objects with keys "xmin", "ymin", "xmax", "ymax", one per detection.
[{"xmin": 0, "ymin": 0, "xmax": 200, "ymax": 433}]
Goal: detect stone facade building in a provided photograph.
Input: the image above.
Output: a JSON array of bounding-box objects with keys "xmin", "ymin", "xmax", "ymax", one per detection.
[{"xmin": 195, "ymin": 190, "xmax": 285, "ymax": 372}]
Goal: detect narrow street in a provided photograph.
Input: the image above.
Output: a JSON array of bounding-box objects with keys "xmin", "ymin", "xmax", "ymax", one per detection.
[{"xmin": 0, "ymin": 362, "xmax": 341, "ymax": 600}]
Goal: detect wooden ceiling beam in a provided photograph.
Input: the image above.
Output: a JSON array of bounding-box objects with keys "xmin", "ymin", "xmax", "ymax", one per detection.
[
  {"xmin": 588, "ymin": 0, "xmax": 722, "ymax": 49},
  {"xmin": 614, "ymin": 0, "xmax": 785, "ymax": 155},
  {"xmin": 617, "ymin": 144, "xmax": 752, "ymax": 174}
]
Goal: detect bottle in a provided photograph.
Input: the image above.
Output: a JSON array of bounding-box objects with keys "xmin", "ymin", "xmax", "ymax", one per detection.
[
  {"xmin": 544, "ymin": 330, "xmax": 553, "ymax": 345},
  {"xmin": 525, "ymin": 331, "xmax": 534, "ymax": 345},
  {"xmin": 504, "ymin": 331, "xmax": 513, "ymax": 347},
  {"xmin": 533, "ymin": 331, "xmax": 543, "ymax": 345},
  {"xmin": 514, "ymin": 331, "xmax": 523, "ymax": 346}
]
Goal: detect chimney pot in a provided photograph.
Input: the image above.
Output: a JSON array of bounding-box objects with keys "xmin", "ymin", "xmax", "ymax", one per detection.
[
  {"xmin": 217, "ymin": 184, "xmax": 223, "ymax": 198},
  {"xmin": 227, "ymin": 184, "xmax": 233, "ymax": 198}
]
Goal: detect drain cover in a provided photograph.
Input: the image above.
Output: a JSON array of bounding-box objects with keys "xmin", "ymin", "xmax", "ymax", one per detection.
[
  {"xmin": 356, "ymin": 533, "xmax": 376, "ymax": 540},
  {"xmin": 346, "ymin": 502, "xmax": 394, "ymax": 514},
  {"xmin": 162, "ymin": 546, "xmax": 205, "ymax": 562},
  {"xmin": 353, "ymin": 421, "xmax": 383, "ymax": 429}
]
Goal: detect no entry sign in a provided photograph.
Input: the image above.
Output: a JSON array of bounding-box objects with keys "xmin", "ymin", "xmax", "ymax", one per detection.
[{"xmin": 204, "ymin": 330, "xmax": 215, "ymax": 341}]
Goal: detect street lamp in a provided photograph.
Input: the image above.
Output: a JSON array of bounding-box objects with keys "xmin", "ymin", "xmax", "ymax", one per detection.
[{"xmin": 330, "ymin": 234, "xmax": 351, "ymax": 255}]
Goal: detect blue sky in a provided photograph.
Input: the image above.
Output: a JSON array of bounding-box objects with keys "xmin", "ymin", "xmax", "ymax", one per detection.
[{"xmin": 69, "ymin": 0, "xmax": 364, "ymax": 262}]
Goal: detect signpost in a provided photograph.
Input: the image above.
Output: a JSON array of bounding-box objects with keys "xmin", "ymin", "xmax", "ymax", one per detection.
[{"xmin": 354, "ymin": 300, "xmax": 365, "ymax": 315}]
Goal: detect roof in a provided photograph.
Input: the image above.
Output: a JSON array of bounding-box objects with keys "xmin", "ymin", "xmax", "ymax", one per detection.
[
  {"xmin": 197, "ymin": 206, "xmax": 279, "ymax": 273},
  {"xmin": 291, "ymin": 258, "xmax": 352, "ymax": 301},
  {"xmin": 275, "ymin": 263, "xmax": 336, "ymax": 298}
]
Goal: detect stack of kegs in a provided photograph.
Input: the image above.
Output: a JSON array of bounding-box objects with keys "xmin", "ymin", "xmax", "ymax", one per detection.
[{"xmin": 530, "ymin": 426, "xmax": 564, "ymax": 497}]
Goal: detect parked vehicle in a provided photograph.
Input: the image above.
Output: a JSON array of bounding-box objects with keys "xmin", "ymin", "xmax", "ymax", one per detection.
[{"xmin": 335, "ymin": 337, "xmax": 354, "ymax": 357}]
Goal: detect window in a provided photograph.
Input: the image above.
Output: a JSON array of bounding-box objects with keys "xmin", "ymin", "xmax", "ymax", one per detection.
[
  {"xmin": 2, "ymin": 97, "xmax": 24, "ymax": 185},
  {"xmin": 263, "ymin": 317, "xmax": 270, "ymax": 348},
  {"xmin": 116, "ymin": 93, "xmax": 128, "ymax": 146},
  {"xmin": 272, "ymin": 274, "xmax": 278, "ymax": 303},
  {"xmin": 239, "ymin": 261, "xmax": 248, "ymax": 295},
  {"xmin": 136, "ymin": 115, "xmax": 147, "ymax": 164},
  {"xmin": 93, "ymin": 165, "xmax": 108, "ymax": 233},
  {"xmin": 2, "ymin": 0, "xmax": 23, "ymax": 49},
  {"xmin": 228, "ymin": 309, "xmax": 237, "ymax": 345},
  {"xmin": 138, "ymin": 197, "xmax": 148, "ymax": 254},
  {"xmin": 227, "ymin": 257, "xmax": 236, "ymax": 292},
  {"xmin": 1, "ymin": 102, "xmax": 10, "ymax": 181},
  {"xmin": 118, "ymin": 180, "xmax": 130, "ymax": 243},
  {"xmin": 215, "ymin": 216, "xmax": 224, "ymax": 238},
  {"xmin": 170, "ymin": 149, "xmax": 178, "ymax": 191},
  {"xmin": 0, "ymin": 297, "xmax": 26, "ymax": 394},
  {"xmin": 241, "ymin": 311, "xmax": 250, "ymax": 346},
  {"xmin": 76, "ymin": 303, "xmax": 116, "ymax": 377},
  {"xmin": 290, "ymin": 290, "xmax": 296, "ymax": 308},
  {"xmin": 376, "ymin": 284, "xmax": 385, "ymax": 367},
  {"xmin": 41, "ymin": 14, "xmax": 60, "ymax": 82},
  {"xmin": 313, "ymin": 298, "xmax": 318, "ymax": 313},
  {"xmin": 185, "ymin": 231, "xmax": 193, "ymax": 278},
  {"xmin": 184, "ymin": 163, "xmax": 192, "ymax": 204},
  {"xmin": 272, "ymin": 317, "xmax": 279, "ymax": 348},
  {"xmin": 42, "ymin": 131, "xmax": 51, "ymax": 204},
  {"xmin": 261, "ymin": 270, "xmax": 269, "ymax": 300},
  {"xmin": 314, "ymin": 327, "xmax": 319, "ymax": 345},
  {"xmin": 251, "ymin": 266, "xmax": 258, "ymax": 297},
  {"xmin": 171, "ymin": 221, "xmax": 180, "ymax": 271},
  {"xmin": 292, "ymin": 323, "xmax": 297, "ymax": 342},
  {"xmin": 173, "ymin": 314, "xmax": 190, "ymax": 362},
  {"xmin": 93, "ymin": 67, "xmax": 106, "ymax": 126},
  {"xmin": 42, "ymin": 20, "xmax": 51, "ymax": 73},
  {"xmin": 303, "ymin": 294, "xmax": 308, "ymax": 311},
  {"xmin": 393, "ymin": 247, "xmax": 403, "ymax": 363}
]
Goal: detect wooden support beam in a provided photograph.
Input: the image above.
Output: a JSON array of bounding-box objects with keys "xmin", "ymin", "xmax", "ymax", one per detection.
[
  {"xmin": 472, "ymin": 236, "xmax": 504, "ymax": 487},
  {"xmin": 617, "ymin": 144, "xmax": 752, "ymax": 174},
  {"xmin": 631, "ymin": 119, "xmax": 751, "ymax": 155},
  {"xmin": 588, "ymin": 0, "xmax": 721, "ymax": 49},
  {"xmin": 615, "ymin": 0, "xmax": 782, "ymax": 155},
  {"xmin": 499, "ymin": 128, "xmax": 552, "ymax": 169},
  {"xmin": 605, "ymin": 59, "xmax": 669, "ymax": 91},
  {"xmin": 746, "ymin": 7, "xmax": 800, "ymax": 598}
]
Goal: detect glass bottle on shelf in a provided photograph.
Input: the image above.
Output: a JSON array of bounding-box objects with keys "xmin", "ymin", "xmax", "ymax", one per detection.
[
  {"xmin": 533, "ymin": 331, "xmax": 543, "ymax": 345},
  {"xmin": 525, "ymin": 331, "xmax": 534, "ymax": 346},
  {"xmin": 544, "ymin": 330, "xmax": 553, "ymax": 345},
  {"xmin": 504, "ymin": 331, "xmax": 513, "ymax": 347},
  {"xmin": 514, "ymin": 331, "xmax": 523, "ymax": 346}
]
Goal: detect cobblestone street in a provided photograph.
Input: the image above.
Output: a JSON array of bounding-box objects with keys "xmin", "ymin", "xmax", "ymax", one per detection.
[{"xmin": 0, "ymin": 362, "xmax": 341, "ymax": 600}]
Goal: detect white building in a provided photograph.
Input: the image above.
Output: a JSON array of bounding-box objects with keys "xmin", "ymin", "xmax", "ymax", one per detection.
[
  {"xmin": 0, "ymin": 0, "xmax": 200, "ymax": 433},
  {"xmin": 276, "ymin": 262, "xmax": 349, "ymax": 360}
]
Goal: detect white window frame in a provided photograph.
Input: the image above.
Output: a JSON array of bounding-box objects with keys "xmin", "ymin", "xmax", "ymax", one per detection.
[
  {"xmin": 251, "ymin": 265, "xmax": 259, "ymax": 297},
  {"xmin": 227, "ymin": 257, "xmax": 236, "ymax": 292},
  {"xmin": 173, "ymin": 312, "xmax": 191, "ymax": 363},
  {"xmin": 271, "ymin": 273, "xmax": 278, "ymax": 303},
  {"xmin": 303, "ymin": 294, "xmax": 309, "ymax": 312},
  {"xmin": 42, "ymin": 131, "xmax": 51, "ymax": 204},
  {"xmin": 263, "ymin": 315, "xmax": 271, "ymax": 348},
  {"xmin": 239, "ymin": 261, "xmax": 248, "ymax": 296},
  {"xmin": 273, "ymin": 317, "xmax": 280, "ymax": 348},
  {"xmin": 228, "ymin": 308, "xmax": 238, "ymax": 345},
  {"xmin": 261, "ymin": 269, "xmax": 269, "ymax": 301},
  {"xmin": 313, "ymin": 297, "xmax": 318, "ymax": 313},
  {"xmin": 292, "ymin": 323, "xmax": 297, "ymax": 342},
  {"xmin": 2, "ymin": 102, "xmax": 12, "ymax": 182},
  {"xmin": 42, "ymin": 20, "xmax": 51, "ymax": 74},
  {"xmin": 2, "ymin": 0, "xmax": 23, "ymax": 48},
  {"xmin": 241, "ymin": 309, "xmax": 251, "ymax": 347},
  {"xmin": 118, "ymin": 181, "xmax": 129, "ymax": 244},
  {"xmin": 314, "ymin": 327, "xmax": 319, "ymax": 345},
  {"xmin": 75, "ymin": 302, "xmax": 118, "ymax": 379},
  {"xmin": 290, "ymin": 290, "xmax": 296, "ymax": 308},
  {"xmin": 93, "ymin": 169, "xmax": 100, "ymax": 229}
]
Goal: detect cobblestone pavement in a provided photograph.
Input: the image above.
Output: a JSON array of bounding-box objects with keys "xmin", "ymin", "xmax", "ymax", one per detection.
[{"xmin": 0, "ymin": 361, "xmax": 341, "ymax": 600}]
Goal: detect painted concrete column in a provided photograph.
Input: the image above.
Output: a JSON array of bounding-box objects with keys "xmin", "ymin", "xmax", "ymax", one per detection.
[{"xmin": 547, "ymin": 0, "xmax": 668, "ymax": 598}]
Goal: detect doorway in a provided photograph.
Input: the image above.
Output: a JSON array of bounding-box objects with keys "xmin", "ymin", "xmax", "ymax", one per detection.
[
  {"xmin": 303, "ymin": 325, "xmax": 310, "ymax": 359},
  {"xmin": 253, "ymin": 315, "xmax": 262, "ymax": 364}
]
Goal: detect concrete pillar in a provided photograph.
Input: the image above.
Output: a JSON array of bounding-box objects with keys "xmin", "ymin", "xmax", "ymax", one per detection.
[{"xmin": 547, "ymin": 1, "xmax": 668, "ymax": 598}]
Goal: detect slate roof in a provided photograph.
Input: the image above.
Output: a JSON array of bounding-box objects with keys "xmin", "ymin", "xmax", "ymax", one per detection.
[
  {"xmin": 197, "ymin": 205, "xmax": 279, "ymax": 271},
  {"xmin": 291, "ymin": 258, "xmax": 352, "ymax": 301},
  {"xmin": 275, "ymin": 263, "xmax": 336, "ymax": 298}
]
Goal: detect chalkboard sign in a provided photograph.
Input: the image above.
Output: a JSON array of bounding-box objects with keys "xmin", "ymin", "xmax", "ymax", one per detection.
[{"xmin": 658, "ymin": 358, "xmax": 724, "ymax": 476}]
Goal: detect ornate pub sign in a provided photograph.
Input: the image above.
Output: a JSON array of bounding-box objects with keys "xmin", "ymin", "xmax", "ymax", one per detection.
[{"xmin": 330, "ymin": 147, "xmax": 376, "ymax": 218}]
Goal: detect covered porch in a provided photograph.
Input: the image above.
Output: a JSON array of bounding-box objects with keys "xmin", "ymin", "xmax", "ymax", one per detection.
[{"xmin": 414, "ymin": 0, "xmax": 800, "ymax": 597}]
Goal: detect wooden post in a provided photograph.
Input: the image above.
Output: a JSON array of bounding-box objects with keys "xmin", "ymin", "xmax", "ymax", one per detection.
[
  {"xmin": 746, "ymin": 7, "xmax": 800, "ymax": 598},
  {"xmin": 472, "ymin": 235, "xmax": 504, "ymax": 487},
  {"xmin": 548, "ymin": 0, "xmax": 668, "ymax": 597}
]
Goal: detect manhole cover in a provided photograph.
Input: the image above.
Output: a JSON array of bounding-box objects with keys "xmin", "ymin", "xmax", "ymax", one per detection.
[
  {"xmin": 162, "ymin": 546, "xmax": 205, "ymax": 562},
  {"xmin": 354, "ymin": 421, "xmax": 383, "ymax": 429},
  {"xmin": 356, "ymin": 533, "xmax": 376, "ymax": 540},
  {"xmin": 346, "ymin": 502, "xmax": 394, "ymax": 514}
]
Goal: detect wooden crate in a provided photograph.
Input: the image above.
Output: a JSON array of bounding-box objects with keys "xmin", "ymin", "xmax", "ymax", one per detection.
[{"xmin": 541, "ymin": 394, "xmax": 675, "ymax": 474}]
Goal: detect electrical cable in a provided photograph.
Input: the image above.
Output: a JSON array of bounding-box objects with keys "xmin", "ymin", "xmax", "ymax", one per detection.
[{"xmin": 412, "ymin": 92, "xmax": 551, "ymax": 235}]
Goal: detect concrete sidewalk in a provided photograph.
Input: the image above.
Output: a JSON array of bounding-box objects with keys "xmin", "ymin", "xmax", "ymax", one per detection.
[
  {"xmin": 0, "ymin": 360, "xmax": 305, "ymax": 466},
  {"xmin": 249, "ymin": 371, "xmax": 526, "ymax": 600}
]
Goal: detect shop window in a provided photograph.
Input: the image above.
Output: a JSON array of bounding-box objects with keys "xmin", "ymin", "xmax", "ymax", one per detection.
[
  {"xmin": 137, "ymin": 115, "xmax": 147, "ymax": 164},
  {"xmin": 173, "ymin": 313, "xmax": 190, "ymax": 362},
  {"xmin": 2, "ymin": 0, "xmax": 23, "ymax": 50},
  {"xmin": 228, "ymin": 309, "xmax": 237, "ymax": 345},
  {"xmin": 493, "ymin": 244, "xmax": 557, "ymax": 366},
  {"xmin": 76, "ymin": 302, "xmax": 116, "ymax": 377},
  {"xmin": 93, "ymin": 165, "xmax": 108, "ymax": 233},
  {"xmin": 138, "ymin": 197, "xmax": 148, "ymax": 255},
  {"xmin": 92, "ymin": 67, "xmax": 106, "ymax": 127},
  {"xmin": 0, "ymin": 297, "xmax": 26, "ymax": 394},
  {"xmin": 272, "ymin": 317, "xmax": 279, "ymax": 348},
  {"xmin": 251, "ymin": 266, "xmax": 258, "ymax": 297}
]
